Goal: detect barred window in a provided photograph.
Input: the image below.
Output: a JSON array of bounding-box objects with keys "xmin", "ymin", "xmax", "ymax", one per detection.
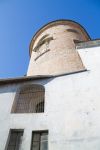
[
  {"xmin": 36, "ymin": 101, "xmax": 44, "ymax": 113},
  {"xmin": 11, "ymin": 84, "xmax": 45, "ymax": 113},
  {"xmin": 6, "ymin": 130, "xmax": 23, "ymax": 150},
  {"xmin": 31, "ymin": 131, "xmax": 48, "ymax": 150}
]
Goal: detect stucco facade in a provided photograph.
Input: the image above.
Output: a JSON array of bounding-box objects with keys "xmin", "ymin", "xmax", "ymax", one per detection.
[{"xmin": 0, "ymin": 20, "xmax": 100, "ymax": 150}]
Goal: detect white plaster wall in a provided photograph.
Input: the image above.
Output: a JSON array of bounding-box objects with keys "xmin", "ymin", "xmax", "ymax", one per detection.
[{"xmin": 0, "ymin": 46, "xmax": 100, "ymax": 150}]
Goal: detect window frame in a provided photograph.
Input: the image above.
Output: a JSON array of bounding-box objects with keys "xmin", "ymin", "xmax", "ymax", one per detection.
[
  {"xmin": 5, "ymin": 129, "xmax": 24, "ymax": 150},
  {"xmin": 31, "ymin": 130, "xmax": 48, "ymax": 150}
]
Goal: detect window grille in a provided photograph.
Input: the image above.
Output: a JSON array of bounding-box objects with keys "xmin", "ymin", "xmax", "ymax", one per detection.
[
  {"xmin": 6, "ymin": 130, "xmax": 23, "ymax": 150},
  {"xmin": 31, "ymin": 131, "xmax": 48, "ymax": 150},
  {"xmin": 11, "ymin": 84, "xmax": 45, "ymax": 113},
  {"xmin": 36, "ymin": 101, "xmax": 44, "ymax": 113}
]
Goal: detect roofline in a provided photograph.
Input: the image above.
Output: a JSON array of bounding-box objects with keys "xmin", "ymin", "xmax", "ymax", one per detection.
[
  {"xmin": 0, "ymin": 75, "xmax": 52, "ymax": 85},
  {"xmin": 0, "ymin": 69, "xmax": 87, "ymax": 85},
  {"xmin": 29, "ymin": 19, "xmax": 91, "ymax": 56},
  {"xmin": 76, "ymin": 39, "xmax": 100, "ymax": 49}
]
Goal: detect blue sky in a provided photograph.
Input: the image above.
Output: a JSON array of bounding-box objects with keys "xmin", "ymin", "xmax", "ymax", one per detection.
[{"xmin": 0, "ymin": 0, "xmax": 100, "ymax": 78}]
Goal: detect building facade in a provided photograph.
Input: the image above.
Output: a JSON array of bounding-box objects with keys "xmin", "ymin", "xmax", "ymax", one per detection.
[{"xmin": 0, "ymin": 20, "xmax": 100, "ymax": 150}]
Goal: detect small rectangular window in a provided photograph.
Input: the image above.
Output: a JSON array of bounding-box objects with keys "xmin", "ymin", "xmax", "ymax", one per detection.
[
  {"xmin": 6, "ymin": 129, "xmax": 24, "ymax": 150},
  {"xmin": 31, "ymin": 131, "xmax": 48, "ymax": 150}
]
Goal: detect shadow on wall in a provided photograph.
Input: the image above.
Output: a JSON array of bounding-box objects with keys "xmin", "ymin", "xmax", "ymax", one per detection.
[{"xmin": 0, "ymin": 77, "xmax": 54, "ymax": 94}]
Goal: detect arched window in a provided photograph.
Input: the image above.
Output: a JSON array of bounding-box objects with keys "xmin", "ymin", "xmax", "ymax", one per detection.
[{"xmin": 11, "ymin": 84, "xmax": 45, "ymax": 113}]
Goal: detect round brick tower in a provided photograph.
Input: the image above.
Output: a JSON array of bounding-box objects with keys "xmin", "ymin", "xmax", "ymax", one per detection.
[{"xmin": 27, "ymin": 20, "xmax": 90, "ymax": 76}]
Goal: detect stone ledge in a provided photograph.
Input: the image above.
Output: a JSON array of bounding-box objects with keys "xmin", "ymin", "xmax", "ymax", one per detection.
[{"xmin": 76, "ymin": 39, "xmax": 100, "ymax": 49}]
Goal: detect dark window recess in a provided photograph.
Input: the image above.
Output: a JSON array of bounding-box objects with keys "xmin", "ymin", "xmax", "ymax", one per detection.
[
  {"xmin": 31, "ymin": 131, "xmax": 48, "ymax": 150},
  {"xmin": 67, "ymin": 29, "xmax": 79, "ymax": 34},
  {"xmin": 39, "ymin": 34, "xmax": 49, "ymax": 42},
  {"xmin": 11, "ymin": 84, "xmax": 45, "ymax": 113},
  {"xmin": 36, "ymin": 101, "xmax": 44, "ymax": 113},
  {"xmin": 73, "ymin": 39, "xmax": 83, "ymax": 44},
  {"xmin": 33, "ymin": 34, "xmax": 53, "ymax": 52},
  {"xmin": 6, "ymin": 130, "xmax": 23, "ymax": 150}
]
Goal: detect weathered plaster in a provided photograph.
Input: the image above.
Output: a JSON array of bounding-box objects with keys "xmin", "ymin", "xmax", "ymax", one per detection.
[{"xmin": 1, "ymin": 46, "xmax": 100, "ymax": 149}]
